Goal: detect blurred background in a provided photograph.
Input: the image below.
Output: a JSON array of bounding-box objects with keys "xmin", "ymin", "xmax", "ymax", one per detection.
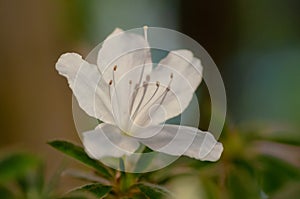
[{"xmin": 0, "ymin": 0, "xmax": 300, "ymax": 198}]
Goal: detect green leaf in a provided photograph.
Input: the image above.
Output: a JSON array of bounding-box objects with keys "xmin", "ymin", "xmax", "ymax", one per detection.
[
  {"xmin": 134, "ymin": 182, "xmax": 174, "ymax": 199},
  {"xmin": 17, "ymin": 165, "xmax": 45, "ymax": 198},
  {"xmin": 0, "ymin": 153, "xmax": 41, "ymax": 184},
  {"xmin": 257, "ymin": 155, "xmax": 300, "ymax": 195},
  {"xmin": 48, "ymin": 140, "xmax": 112, "ymax": 178},
  {"xmin": 272, "ymin": 182, "xmax": 300, "ymax": 199},
  {"xmin": 63, "ymin": 169, "xmax": 111, "ymax": 185},
  {"xmin": 0, "ymin": 185, "xmax": 15, "ymax": 199},
  {"xmin": 227, "ymin": 164, "xmax": 261, "ymax": 199},
  {"xmin": 60, "ymin": 193, "xmax": 96, "ymax": 199},
  {"xmin": 69, "ymin": 183, "xmax": 112, "ymax": 198},
  {"xmin": 131, "ymin": 193, "xmax": 148, "ymax": 199}
]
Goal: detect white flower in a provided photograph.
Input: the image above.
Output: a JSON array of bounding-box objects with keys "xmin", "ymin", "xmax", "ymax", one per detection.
[{"xmin": 55, "ymin": 27, "xmax": 223, "ymax": 162}]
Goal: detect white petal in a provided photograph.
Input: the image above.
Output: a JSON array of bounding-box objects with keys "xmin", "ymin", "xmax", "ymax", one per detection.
[
  {"xmin": 201, "ymin": 142, "xmax": 223, "ymax": 161},
  {"xmin": 55, "ymin": 53, "xmax": 114, "ymax": 124},
  {"xmin": 97, "ymin": 28, "xmax": 152, "ymax": 85},
  {"xmin": 135, "ymin": 50, "xmax": 203, "ymax": 124},
  {"xmin": 82, "ymin": 123, "xmax": 140, "ymax": 159},
  {"xmin": 158, "ymin": 50, "xmax": 203, "ymax": 91},
  {"xmin": 137, "ymin": 124, "xmax": 223, "ymax": 161}
]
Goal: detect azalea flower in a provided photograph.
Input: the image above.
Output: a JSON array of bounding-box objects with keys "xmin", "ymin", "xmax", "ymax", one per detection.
[{"xmin": 56, "ymin": 27, "xmax": 223, "ymax": 162}]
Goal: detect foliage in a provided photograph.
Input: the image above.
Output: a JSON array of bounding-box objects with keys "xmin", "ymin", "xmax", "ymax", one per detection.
[
  {"xmin": 1, "ymin": 125, "xmax": 300, "ymax": 198},
  {"xmin": 0, "ymin": 153, "xmax": 59, "ymax": 199}
]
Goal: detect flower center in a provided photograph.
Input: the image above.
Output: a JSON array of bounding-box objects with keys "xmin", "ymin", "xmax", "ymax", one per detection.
[{"xmin": 129, "ymin": 72, "xmax": 174, "ymax": 124}]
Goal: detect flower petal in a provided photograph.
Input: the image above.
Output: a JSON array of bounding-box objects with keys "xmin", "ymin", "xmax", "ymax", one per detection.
[
  {"xmin": 137, "ymin": 124, "xmax": 223, "ymax": 161},
  {"xmin": 55, "ymin": 53, "xmax": 114, "ymax": 124},
  {"xmin": 82, "ymin": 123, "xmax": 140, "ymax": 159},
  {"xmin": 135, "ymin": 50, "xmax": 203, "ymax": 124},
  {"xmin": 97, "ymin": 28, "xmax": 152, "ymax": 85},
  {"xmin": 157, "ymin": 49, "xmax": 203, "ymax": 91}
]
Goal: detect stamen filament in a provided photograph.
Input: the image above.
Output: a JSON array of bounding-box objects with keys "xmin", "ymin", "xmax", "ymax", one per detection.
[
  {"xmin": 111, "ymin": 66, "xmax": 121, "ymax": 123},
  {"xmin": 135, "ymin": 86, "xmax": 170, "ymax": 125},
  {"xmin": 129, "ymin": 84, "xmax": 139, "ymax": 114},
  {"xmin": 137, "ymin": 81, "xmax": 160, "ymax": 114},
  {"xmin": 108, "ymin": 80, "xmax": 113, "ymax": 100},
  {"xmin": 112, "ymin": 65, "xmax": 117, "ymax": 86},
  {"xmin": 132, "ymin": 73, "xmax": 174, "ymax": 124},
  {"xmin": 131, "ymin": 81, "xmax": 149, "ymax": 120}
]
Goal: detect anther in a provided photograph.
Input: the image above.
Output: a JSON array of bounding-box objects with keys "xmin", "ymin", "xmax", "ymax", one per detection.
[
  {"xmin": 170, "ymin": 73, "xmax": 173, "ymax": 79},
  {"xmin": 109, "ymin": 80, "xmax": 113, "ymax": 85},
  {"xmin": 156, "ymin": 81, "xmax": 160, "ymax": 87},
  {"xmin": 129, "ymin": 80, "xmax": 132, "ymax": 85},
  {"xmin": 113, "ymin": 65, "xmax": 117, "ymax": 71},
  {"xmin": 166, "ymin": 87, "xmax": 170, "ymax": 92}
]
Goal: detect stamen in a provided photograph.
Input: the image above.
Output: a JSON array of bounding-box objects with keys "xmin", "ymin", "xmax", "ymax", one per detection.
[
  {"xmin": 129, "ymin": 84, "xmax": 139, "ymax": 114},
  {"xmin": 152, "ymin": 85, "xmax": 171, "ymax": 107},
  {"xmin": 128, "ymin": 80, "xmax": 133, "ymax": 100},
  {"xmin": 127, "ymin": 80, "xmax": 133, "ymax": 125},
  {"xmin": 108, "ymin": 80, "xmax": 113, "ymax": 99},
  {"xmin": 112, "ymin": 66, "xmax": 117, "ymax": 85},
  {"xmin": 169, "ymin": 73, "xmax": 174, "ymax": 86},
  {"xmin": 156, "ymin": 86, "xmax": 170, "ymax": 110},
  {"xmin": 131, "ymin": 82, "xmax": 149, "ymax": 120},
  {"xmin": 138, "ymin": 81, "xmax": 160, "ymax": 113},
  {"xmin": 136, "ymin": 83, "xmax": 171, "ymax": 125},
  {"xmin": 132, "ymin": 74, "xmax": 174, "ymax": 123},
  {"xmin": 159, "ymin": 74, "xmax": 174, "ymax": 105},
  {"xmin": 128, "ymin": 26, "xmax": 150, "ymax": 121},
  {"xmin": 156, "ymin": 81, "xmax": 160, "ymax": 87},
  {"xmin": 129, "ymin": 72, "xmax": 150, "ymax": 120},
  {"xmin": 111, "ymin": 65, "xmax": 121, "ymax": 122}
]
